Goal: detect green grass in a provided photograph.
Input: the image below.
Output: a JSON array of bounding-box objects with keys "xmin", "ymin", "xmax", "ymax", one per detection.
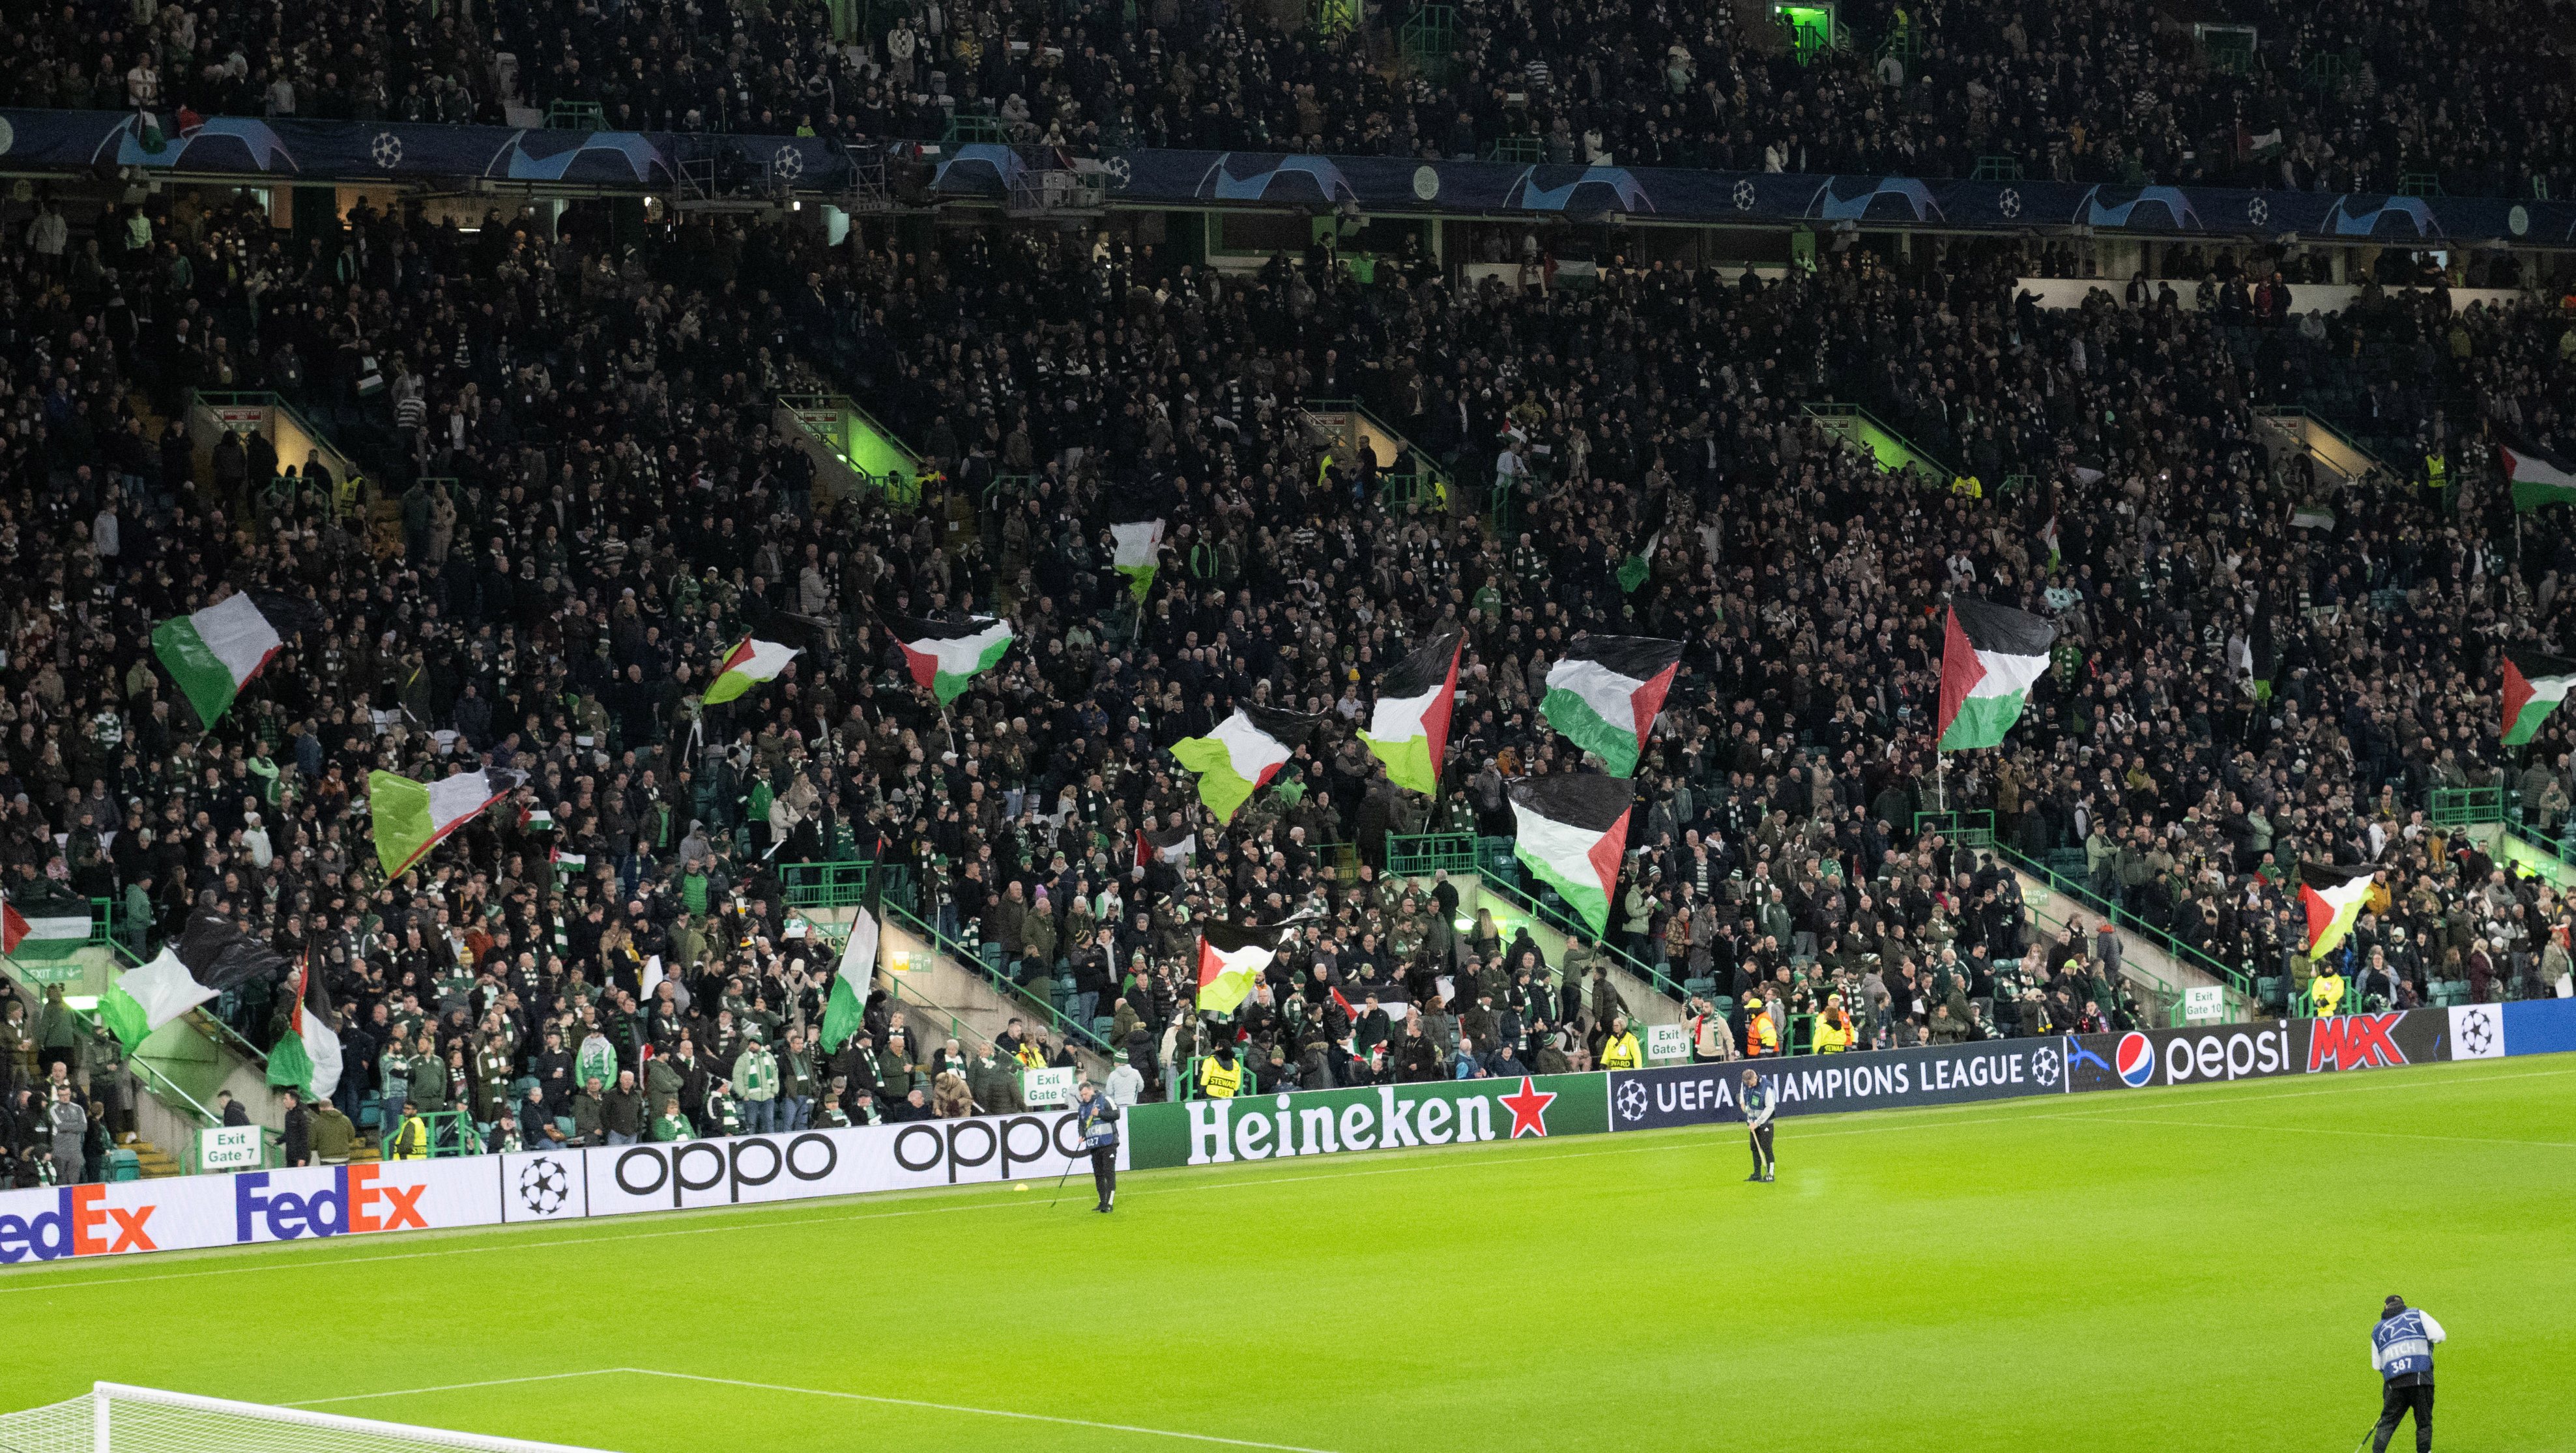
[{"xmin": 7, "ymin": 1056, "xmax": 2572, "ymax": 1452}]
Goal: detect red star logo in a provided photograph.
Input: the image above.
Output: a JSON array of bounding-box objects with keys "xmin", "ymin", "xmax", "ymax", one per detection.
[{"xmin": 1498, "ymin": 1075, "xmax": 1556, "ymax": 1138}]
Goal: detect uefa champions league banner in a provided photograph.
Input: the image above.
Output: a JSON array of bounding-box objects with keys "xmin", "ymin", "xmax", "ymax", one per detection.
[
  {"xmin": 5, "ymin": 106, "xmax": 2575, "ymax": 246},
  {"xmin": 0, "ymin": 1109, "xmax": 1112, "ymax": 1267},
  {"xmin": 1607, "ymin": 1037, "xmax": 2070, "ymax": 1132}
]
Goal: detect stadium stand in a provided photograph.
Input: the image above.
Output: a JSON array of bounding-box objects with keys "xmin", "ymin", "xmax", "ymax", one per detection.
[{"xmin": 3, "ymin": 0, "xmax": 2576, "ymax": 1186}]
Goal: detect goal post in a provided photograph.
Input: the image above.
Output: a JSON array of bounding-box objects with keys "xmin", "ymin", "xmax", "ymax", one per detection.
[{"xmin": 0, "ymin": 1383, "xmax": 617, "ymax": 1453}]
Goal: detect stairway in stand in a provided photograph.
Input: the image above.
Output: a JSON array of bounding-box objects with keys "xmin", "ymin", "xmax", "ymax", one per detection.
[{"xmin": 128, "ymin": 1139, "xmax": 181, "ymax": 1179}]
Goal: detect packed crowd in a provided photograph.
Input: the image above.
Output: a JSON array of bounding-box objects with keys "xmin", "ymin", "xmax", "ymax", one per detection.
[
  {"xmin": 3, "ymin": 155, "xmax": 2575, "ymax": 1183},
  {"xmin": 5, "ymin": 0, "xmax": 2575, "ymax": 200}
]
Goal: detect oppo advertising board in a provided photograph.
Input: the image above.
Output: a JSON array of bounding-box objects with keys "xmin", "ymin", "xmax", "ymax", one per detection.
[{"xmin": 0, "ymin": 1110, "xmax": 1111, "ymax": 1265}]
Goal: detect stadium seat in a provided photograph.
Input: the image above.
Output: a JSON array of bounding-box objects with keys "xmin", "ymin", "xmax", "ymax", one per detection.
[
  {"xmin": 2257, "ymin": 976, "xmax": 2284, "ymax": 1008},
  {"xmin": 1683, "ymin": 977, "xmax": 1715, "ymax": 996},
  {"xmin": 1092, "ymin": 1015, "xmax": 1116, "ymax": 1040},
  {"xmin": 107, "ymin": 1149, "xmax": 141, "ymax": 1183}
]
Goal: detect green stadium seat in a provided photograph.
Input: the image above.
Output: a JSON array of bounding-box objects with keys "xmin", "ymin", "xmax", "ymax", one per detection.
[
  {"xmin": 107, "ymin": 1149, "xmax": 141, "ymax": 1183},
  {"xmin": 1092, "ymin": 1015, "xmax": 1116, "ymax": 1040},
  {"xmin": 1709, "ymin": 997, "xmax": 1733, "ymax": 1016},
  {"xmin": 2257, "ymin": 976, "xmax": 2283, "ymax": 1007},
  {"xmin": 1682, "ymin": 977, "xmax": 1716, "ymax": 997}
]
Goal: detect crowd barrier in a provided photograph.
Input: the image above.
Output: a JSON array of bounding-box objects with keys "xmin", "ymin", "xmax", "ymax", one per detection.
[{"xmin": 4, "ymin": 1001, "xmax": 2568, "ymax": 1267}]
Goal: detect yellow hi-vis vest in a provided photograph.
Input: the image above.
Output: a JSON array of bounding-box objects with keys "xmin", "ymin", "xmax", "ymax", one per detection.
[
  {"xmin": 2425, "ymin": 453, "xmax": 2449, "ymax": 489},
  {"xmin": 1198, "ymin": 1056, "xmax": 1243, "ymax": 1098}
]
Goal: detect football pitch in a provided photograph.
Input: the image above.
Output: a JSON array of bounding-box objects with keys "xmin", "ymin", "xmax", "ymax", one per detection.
[{"xmin": 7, "ymin": 1056, "xmax": 2569, "ymax": 1453}]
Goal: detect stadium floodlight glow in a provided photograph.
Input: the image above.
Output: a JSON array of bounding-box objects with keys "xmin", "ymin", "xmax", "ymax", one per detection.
[{"xmin": 0, "ymin": 1382, "xmax": 622, "ymax": 1453}]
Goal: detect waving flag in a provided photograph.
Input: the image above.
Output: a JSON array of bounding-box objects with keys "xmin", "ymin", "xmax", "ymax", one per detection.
[
  {"xmin": 703, "ymin": 614, "xmax": 828, "ymax": 706},
  {"xmin": 97, "ymin": 915, "xmax": 293, "ymax": 1048},
  {"xmin": 820, "ymin": 908, "xmax": 879, "ymax": 1053},
  {"xmin": 1937, "ymin": 597, "xmax": 2055, "ymax": 750},
  {"xmin": 1172, "ymin": 706, "xmax": 1322, "ymax": 824},
  {"xmin": 2298, "ymin": 863, "xmax": 2377, "ymax": 962},
  {"xmin": 152, "ymin": 592, "xmax": 318, "ymax": 728},
  {"xmin": 1136, "ymin": 823, "xmax": 1197, "ymax": 869},
  {"xmin": 1111, "ymin": 521, "xmax": 1166, "ymax": 600},
  {"xmin": 2502, "ymin": 439, "xmax": 2576, "ymax": 512},
  {"xmin": 1, "ymin": 891, "xmax": 90, "ymax": 957},
  {"xmin": 1617, "ymin": 529, "xmax": 1662, "ymax": 594},
  {"xmin": 1509, "ymin": 774, "xmax": 1633, "ymax": 938},
  {"xmin": 2502, "ymin": 646, "xmax": 2576, "ymax": 745},
  {"xmin": 264, "ymin": 957, "xmax": 345, "ymax": 1101},
  {"xmin": 889, "ymin": 612, "xmax": 1014, "ymax": 706},
  {"xmin": 1197, "ymin": 920, "xmax": 1287, "ymax": 1013},
  {"xmin": 1542, "ymin": 635, "xmax": 1682, "ymax": 777},
  {"xmin": 1359, "ymin": 624, "xmax": 1464, "ymax": 795},
  {"xmin": 369, "ymin": 767, "xmax": 525, "ymax": 876}
]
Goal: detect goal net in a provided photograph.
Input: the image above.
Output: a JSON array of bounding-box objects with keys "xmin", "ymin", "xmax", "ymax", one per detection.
[{"xmin": 0, "ymin": 1384, "xmax": 618, "ymax": 1453}]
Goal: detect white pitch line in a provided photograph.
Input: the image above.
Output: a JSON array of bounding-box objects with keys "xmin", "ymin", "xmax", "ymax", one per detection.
[
  {"xmin": 287, "ymin": 1371, "xmax": 626, "ymax": 1407},
  {"xmin": 603, "ymin": 1368, "xmax": 1344, "ymax": 1453}
]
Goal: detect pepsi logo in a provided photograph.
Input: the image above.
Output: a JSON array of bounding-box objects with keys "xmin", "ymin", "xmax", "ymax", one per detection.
[{"xmin": 2114, "ymin": 1033, "xmax": 2155, "ymax": 1087}]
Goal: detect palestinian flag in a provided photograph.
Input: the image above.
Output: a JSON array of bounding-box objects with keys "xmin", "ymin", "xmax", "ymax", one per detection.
[
  {"xmin": 1542, "ymin": 635, "xmax": 1683, "ymax": 777},
  {"xmin": 2502, "ymin": 439, "xmax": 2576, "ymax": 512},
  {"xmin": 820, "ymin": 907, "xmax": 878, "ymax": 1053},
  {"xmin": 1617, "ymin": 529, "xmax": 1662, "ymax": 594},
  {"xmin": 1172, "ymin": 706, "xmax": 1322, "ymax": 824},
  {"xmin": 702, "ymin": 614, "xmax": 828, "ymax": 706},
  {"xmin": 368, "ymin": 766, "xmax": 525, "ymax": 876},
  {"xmin": 263, "ymin": 957, "xmax": 344, "ymax": 1101},
  {"xmin": 889, "ymin": 612, "xmax": 1014, "ymax": 706},
  {"xmin": 1359, "ymin": 625, "xmax": 1464, "ymax": 795},
  {"xmin": 1508, "ymin": 773, "xmax": 1633, "ymax": 938},
  {"xmin": 1111, "ymin": 521, "xmax": 1166, "ymax": 601},
  {"xmin": 2298, "ymin": 863, "xmax": 2376, "ymax": 962},
  {"xmin": 96, "ymin": 915, "xmax": 293, "ymax": 1048},
  {"xmin": 1196, "ymin": 920, "xmax": 1286, "ymax": 1014},
  {"xmin": 1136, "ymin": 823, "xmax": 1196, "ymax": 869},
  {"xmin": 2502, "ymin": 646, "xmax": 2576, "ymax": 745},
  {"xmin": 1, "ymin": 893, "xmax": 91, "ymax": 956},
  {"xmin": 1936, "ymin": 597, "xmax": 2056, "ymax": 750},
  {"xmin": 151, "ymin": 592, "xmax": 315, "ymax": 729}
]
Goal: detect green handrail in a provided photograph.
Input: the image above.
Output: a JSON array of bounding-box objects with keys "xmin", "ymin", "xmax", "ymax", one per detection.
[
  {"xmin": 1473, "ymin": 863, "xmax": 1697, "ymax": 1008},
  {"xmin": 381, "ymin": 1109, "xmax": 484, "ymax": 1160},
  {"xmin": 1988, "ymin": 841, "xmax": 2253, "ymax": 995},
  {"xmin": 880, "ymin": 902, "xmax": 1112, "ymax": 1055},
  {"xmin": 2427, "ymin": 786, "xmax": 2504, "ymax": 827},
  {"xmin": 1385, "ymin": 833, "xmax": 1477, "ymax": 876},
  {"xmin": 779, "ymin": 860, "xmax": 873, "ymax": 908}
]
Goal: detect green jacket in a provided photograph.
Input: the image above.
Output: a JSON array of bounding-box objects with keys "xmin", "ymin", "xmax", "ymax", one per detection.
[
  {"xmin": 408, "ymin": 1053, "xmax": 450, "ymax": 1112},
  {"xmin": 650, "ymin": 1112, "xmax": 693, "ymax": 1142},
  {"xmin": 734, "ymin": 1047, "xmax": 779, "ymax": 1101}
]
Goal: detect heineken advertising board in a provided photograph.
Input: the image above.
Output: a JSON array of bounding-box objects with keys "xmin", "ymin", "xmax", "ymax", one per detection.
[{"xmin": 1125, "ymin": 1074, "xmax": 1608, "ymax": 1170}]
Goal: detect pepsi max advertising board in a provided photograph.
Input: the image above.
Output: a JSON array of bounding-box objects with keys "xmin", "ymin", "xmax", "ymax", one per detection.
[{"xmin": 2064, "ymin": 1008, "xmax": 2457, "ymax": 1093}]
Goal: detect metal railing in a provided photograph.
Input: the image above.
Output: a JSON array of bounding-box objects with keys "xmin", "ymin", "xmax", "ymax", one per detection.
[
  {"xmin": 382, "ymin": 1109, "xmax": 484, "ymax": 1160},
  {"xmin": 1913, "ymin": 809, "xmax": 1996, "ymax": 849},
  {"xmin": 1385, "ymin": 833, "xmax": 1478, "ymax": 876},
  {"xmin": 779, "ymin": 860, "xmax": 874, "ymax": 909},
  {"xmin": 1473, "ymin": 856, "xmax": 1697, "ymax": 1007},
  {"xmin": 2427, "ymin": 786, "xmax": 2504, "ymax": 827},
  {"xmin": 880, "ymin": 902, "xmax": 1112, "ymax": 1055},
  {"xmin": 1990, "ymin": 841, "xmax": 2253, "ymax": 996}
]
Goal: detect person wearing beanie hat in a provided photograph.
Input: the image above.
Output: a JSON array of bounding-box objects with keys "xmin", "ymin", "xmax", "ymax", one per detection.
[{"xmin": 2367, "ymin": 1293, "xmax": 2446, "ymax": 1453}]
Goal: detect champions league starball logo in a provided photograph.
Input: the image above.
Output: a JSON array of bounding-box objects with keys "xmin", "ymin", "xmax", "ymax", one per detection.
[
  {"xmin": 2030, "ymin": 1042, "xmax": 2060, "ymax": 1087},
  {"xmin": 2457, "ymin": 1008, "xmax": 2498, "ymax": 1056},
  {"xmin": 1615, "ymin": 1080, "xmax": 1649, "ymax": 1122},
  {"xmin": 516, "ymin": 1157, "xmax": 571, "ymax": 1215}
]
